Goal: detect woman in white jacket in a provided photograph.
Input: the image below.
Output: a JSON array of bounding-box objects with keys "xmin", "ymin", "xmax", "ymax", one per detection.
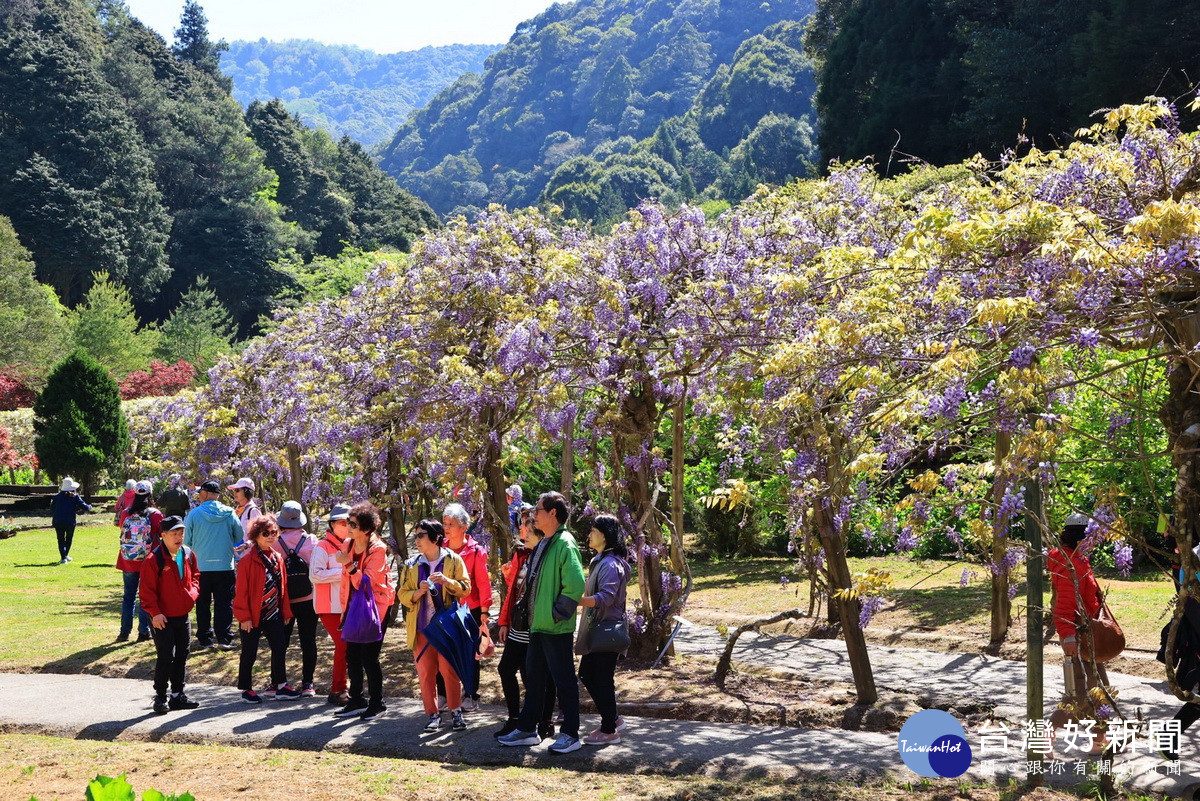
[{"xmin": 310, "ymin": 504, "xmax": 351, "ymax": 704}]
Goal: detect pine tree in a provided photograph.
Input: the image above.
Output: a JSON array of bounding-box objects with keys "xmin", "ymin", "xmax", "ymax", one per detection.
[
  {"xmin": 171, "ymin": 1, "xmax": 231, "ymax": 91},
  {"xmin": 71, "ymin": 272, "xmax": 158, "ymax": 380},
  {"xmin": 156, "ymin": 276, "xmax": 235, "ymax": 373},
  {"xmin": 33, "ymin": 350, "xmax": 129, "ymax": 494}
]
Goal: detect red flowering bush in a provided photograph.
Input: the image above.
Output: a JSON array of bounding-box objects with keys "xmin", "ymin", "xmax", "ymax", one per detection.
[
  {"xmin": 0, "ymin": 424, "xmax": 20, "ymax": 472},
  {"xmin": 0, "ymin": 372, "xmax": 35, "ymax": 411},
  {"xmin": 118, "ymin": 360, "xmax": 196, "ymax": 400}
]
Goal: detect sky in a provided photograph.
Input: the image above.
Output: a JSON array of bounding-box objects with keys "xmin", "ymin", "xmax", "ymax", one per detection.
[{"xmin": 121, "ymin": 0, "xmax": 560, "ymax": 53}]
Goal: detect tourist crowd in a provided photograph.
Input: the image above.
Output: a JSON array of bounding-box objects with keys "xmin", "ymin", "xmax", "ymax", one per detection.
[{"xmin": 86, "ymin": 474, "xmax": 632, "ymax": 753}]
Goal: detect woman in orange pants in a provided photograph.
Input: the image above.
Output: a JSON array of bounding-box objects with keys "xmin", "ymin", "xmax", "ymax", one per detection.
[{"xmin": 398, "ymin": 519, "xmax": 471, "ymax": 734}]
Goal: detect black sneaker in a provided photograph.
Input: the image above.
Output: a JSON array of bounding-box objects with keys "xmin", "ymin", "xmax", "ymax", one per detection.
[
  {"xmin": 169, "ymin": 693, "xmax": 199, "ymax": 710},
  {"xmin": 241, "ymin": 690, "xmax": 262, "ymax": 704},
  {"xmin": 216, "ymin": 641, "xmax": 238, "ymax": 651},
  {"xmin": 334, "ymin": 697, "xmax": 370, "ymax": 718},
  {"xmin": 274, "ymin": 684, "xmax": 302, "ymax": 700},
  {"xmin": 196, "ymin": 639, "xmax": 214, "ymax": 650},
  {"xmin": 360, "ymin": 704, "xmax": 387, "ymax": 721},
  {"xmin": 538, "ymin": 722, "xmax": 555, "ymax": 740},
  {"xmin": 116, "ymin": 633, "xmax": 130, "ymax": 643},
  {"xmin": 136, "ymin": 631, "xmax": 153, "ymax": 643},
  {"xmin": 153, "ymin": 696, "xmax": 169, "ymax": 714},
  {"xmin": 451, "ymin": 710, "xmax": 467, "ymax": 731}
]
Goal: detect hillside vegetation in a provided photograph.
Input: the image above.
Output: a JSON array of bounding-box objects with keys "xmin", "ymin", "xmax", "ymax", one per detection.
[
  {"xmin": 378, "ymin": 0, "xmax": 819, "ymax": 225},
  {"xmin": 222, "ymin": 39, "xmax": 498, "ymax": 146},
  {"xmin": 0, "ymin": 0, "xmax": 435, "ymax": 332}
]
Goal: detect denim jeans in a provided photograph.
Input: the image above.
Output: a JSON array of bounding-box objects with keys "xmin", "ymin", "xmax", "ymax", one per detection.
[{"xmin": 120, "ymin": 569, "xmax": 151, "ymax": 638}]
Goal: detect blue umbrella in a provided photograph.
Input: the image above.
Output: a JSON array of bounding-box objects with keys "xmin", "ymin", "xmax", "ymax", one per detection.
[{"xmin": 417, "ymin": 602, "xmax": 480, "ymax": 697}]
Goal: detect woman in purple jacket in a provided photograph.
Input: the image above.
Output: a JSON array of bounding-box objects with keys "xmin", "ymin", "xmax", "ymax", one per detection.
[{"xmin": 575, "ymin": 513, "xmax": 631, "ymax": 746}]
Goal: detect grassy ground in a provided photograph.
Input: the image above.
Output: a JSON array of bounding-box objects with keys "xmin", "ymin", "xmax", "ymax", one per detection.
[
  {"xmin": 685, "ymin": 554, "xmax": 1175, "ymax": 656},
  {"xmin": 0, "ymin": 734, "xmax": 1094, "ymax": 801}
]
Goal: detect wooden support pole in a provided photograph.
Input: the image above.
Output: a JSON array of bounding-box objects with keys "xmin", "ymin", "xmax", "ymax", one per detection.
[{"xmin": 1024, "ymin": 475, "xmax": 1045, "ymax": 784}]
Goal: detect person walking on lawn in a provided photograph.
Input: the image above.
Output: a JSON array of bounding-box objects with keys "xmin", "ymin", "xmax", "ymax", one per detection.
[
  {"xmin": 234, "ymin": 515, "xmax": 297, "ymax": 703},
  {"xmin": 273, "ymin": 500, "xmax": 320, "ymax": 698},
  {"xmin": 140, "ymin": 515, "xmax": 200, "ymax": 714},
  {"xmin": 50, "ymin": 477, "xmax": 91, "ymax": 563},
  {"xmin": 498, "ymin": 491, "xmax": 585, "ymax": 754},
  {"xmin": 439, "ymin": 502, "xmax": 492, "ymax": 711},
  {"xmin": 184, "ymin": 479, "xmax": 245, "ymax": 651},
  {"xmin": 311, "ymin": 503, "xmax": 352, "ymax": 704}
]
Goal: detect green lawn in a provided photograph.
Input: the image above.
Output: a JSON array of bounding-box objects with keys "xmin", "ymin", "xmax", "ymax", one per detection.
[
  {"xmin": 686, "ymin": 554, "xmax": 1175, "ymax": 652},
  {"xmin": 0, "ymin": 523, "xmax": 131, "ymax": 669}
]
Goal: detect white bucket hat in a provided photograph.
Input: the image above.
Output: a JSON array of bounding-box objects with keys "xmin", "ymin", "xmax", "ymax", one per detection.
[{"xmin": 60, "ymin": 478, "xmax": 80, "ymax": 492}]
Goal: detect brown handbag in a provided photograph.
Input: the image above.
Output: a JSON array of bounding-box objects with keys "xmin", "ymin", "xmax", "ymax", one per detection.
[{"xmin": 1079, "ymin": 598, "xmax": 1125, "ymax": 663}]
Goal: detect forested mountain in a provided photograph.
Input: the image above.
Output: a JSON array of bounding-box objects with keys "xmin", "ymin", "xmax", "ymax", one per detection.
[
  {"xmin": 807, "ymin": 0, "xmax": 1200, "ymax": 169},
  {"xmin": 221, "ymin": 40, "xmax": 498, "ymax": 146},
  {"xmin": 378, "ymin": 0, "xmax": 819, "ymax": 224},
  {"xmin": 0, "ymin": 0, "xmax": 436, "ymax": 332}
]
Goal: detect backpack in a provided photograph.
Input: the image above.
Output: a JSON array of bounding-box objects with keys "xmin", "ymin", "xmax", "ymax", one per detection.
[
  {"xmin": 280, "ymin": 536, "xmax": 313, "ymax": 598},
  {"xmin": 154, "ymin": 544, "xmax": 195, "ymax": 574},
  {"xmin": 119, "ymin": 511, "xmax": 154, "ymax": 562}
]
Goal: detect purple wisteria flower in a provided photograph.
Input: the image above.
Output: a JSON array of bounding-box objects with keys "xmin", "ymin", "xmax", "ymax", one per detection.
[{"xmin": 859, "ymin": 596, "xmax": 885, "ymax": 628}]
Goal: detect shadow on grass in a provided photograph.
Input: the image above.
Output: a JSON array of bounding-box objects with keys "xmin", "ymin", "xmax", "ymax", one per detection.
[
  {"xmin": 41, "ymin": 640, "xmax": 145, "ymax": 673},
  {"xmin": 886, "ymin": 582, "xmax": 993, "ymax": 628},
  {"xmin": 14, "ymin": 560, "xmax": 63, "ymax": 568},
  {"xmin": 689, "ymin": 558, "xmax": 795, "ymax": 591}
]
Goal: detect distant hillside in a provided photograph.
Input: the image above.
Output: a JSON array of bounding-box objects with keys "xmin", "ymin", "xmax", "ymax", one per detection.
[
  {"xmin": 222, "ymin": 40, "xmax": 499, "ymax": 146},
  {"xmin": 378, "ymin": 0, "xmax": 819, "ymax": 224}
]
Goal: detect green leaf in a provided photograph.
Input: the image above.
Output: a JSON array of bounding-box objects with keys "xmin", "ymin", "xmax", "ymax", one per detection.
[{"xmin": 85, "ymin": 773, "xmax": 136, "ymax": 801}]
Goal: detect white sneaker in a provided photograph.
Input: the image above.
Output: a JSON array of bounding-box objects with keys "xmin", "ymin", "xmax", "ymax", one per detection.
[
  {"xmin": 460, "ymin": 697, "xmax": 478, "ymax": 712},
  {"xmin": 548, "ymin": 733, "xmax": 581, "ymax": 754},
  {"xmin": 423, "ymin": 713, "xmax": 441, "ymax": 733},
  {"xmin": 498, "ymin": 729, "xmax": 541, "ymax": 747},
  {"xmin": 437, "ymin": 695, "xmax": 447, "ymax": 712}
]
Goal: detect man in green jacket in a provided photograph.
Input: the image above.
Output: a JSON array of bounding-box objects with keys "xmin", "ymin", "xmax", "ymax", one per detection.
[{"xmin": 498, "ymin": 491, "xmax": 585, "ymax": 753}]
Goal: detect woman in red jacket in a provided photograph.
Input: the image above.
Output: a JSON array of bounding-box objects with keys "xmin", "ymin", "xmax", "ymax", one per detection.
[
  {"xmin": 234, "ymin": 515, "xmax": 295, "ymax": 704},
  {"xmin": 139, "ymin": 515, "xmax": 200, "ymax": 714},
  {"xmin": 1047, "ymin": 513, "xmax": 1110, "ymax": 740},
  {"xmin": 333, "ymin": 501, "xmax": 396, "ymax": 720}
]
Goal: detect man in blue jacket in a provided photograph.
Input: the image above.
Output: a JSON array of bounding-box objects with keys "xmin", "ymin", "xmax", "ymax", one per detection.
[{"xmin": 184, "ymin": 480, "xmax": 244, "ymax": 650}]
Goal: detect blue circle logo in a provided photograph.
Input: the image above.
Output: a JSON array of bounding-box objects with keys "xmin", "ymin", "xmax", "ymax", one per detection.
[{"xmin": 898, "ymin": 710, "xmax": 973, "ymax": 777}]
